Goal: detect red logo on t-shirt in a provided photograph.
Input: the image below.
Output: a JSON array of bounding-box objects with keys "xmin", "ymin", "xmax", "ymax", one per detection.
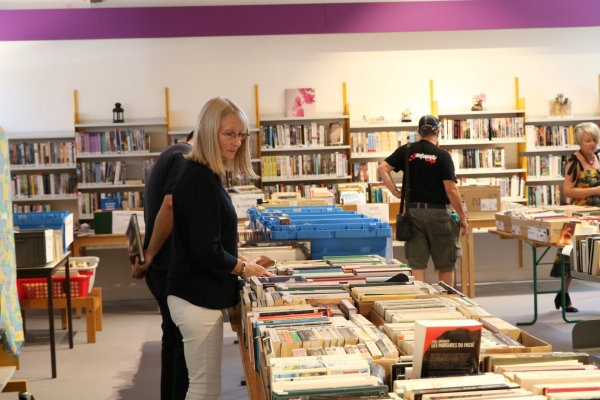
[{"xmin": 409, "ymin": 152, "xmax": 437, "ymax": 164}]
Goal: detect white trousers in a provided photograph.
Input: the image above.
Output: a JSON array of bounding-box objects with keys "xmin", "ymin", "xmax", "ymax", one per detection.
[{"xmin": 167, "ymin": 295, "xmax": 223, "ymax": 400}]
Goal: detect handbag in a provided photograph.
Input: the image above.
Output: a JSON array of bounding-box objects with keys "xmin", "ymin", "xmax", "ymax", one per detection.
[{"xmin": 395, "ymin": 144, "xmax": 412, "ymax": 241}]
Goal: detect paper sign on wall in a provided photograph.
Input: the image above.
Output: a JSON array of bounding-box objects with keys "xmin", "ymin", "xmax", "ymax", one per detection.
[
  {"xmin": 231, "ymin": 194, "xmax": 264, "ymax": 219},
  {"xmin": 357, "ymin": 203, "xmax": 389, "ymax": 222},
  {"xmin": 112, "ymin": 211, "xmax": 145, "ymax": 234}
]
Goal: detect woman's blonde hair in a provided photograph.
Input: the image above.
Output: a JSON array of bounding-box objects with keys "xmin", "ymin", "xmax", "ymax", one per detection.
[
  {"xmin": 186, "ymin": 97, "xmax": 257, "ymax": 179},
  {"xmin": 574, "ymin": 122, "xmax": 600, "ymax": 146}
]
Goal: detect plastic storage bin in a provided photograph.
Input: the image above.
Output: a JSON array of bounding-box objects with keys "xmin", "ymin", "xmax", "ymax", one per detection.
[
  {"xmin": 13, "ymin": 211, "xmax": 73, "ymax": 254},
  {"xmin": 16, "ymin": 274, "xmax": 91, "ymax": 300},
  {"xmin": 55, "ymin": 256, "xmax": 99, "ymax": 294}
]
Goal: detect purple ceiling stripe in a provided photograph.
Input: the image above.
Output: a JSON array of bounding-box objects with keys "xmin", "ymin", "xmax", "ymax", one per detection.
[
  {"xmin": 0, "ymin": 1, "xmax": 598, "ymax": 41},
  {"xmin": 324, "ymin": 0, "xmax": 600, "ymax": 33}
]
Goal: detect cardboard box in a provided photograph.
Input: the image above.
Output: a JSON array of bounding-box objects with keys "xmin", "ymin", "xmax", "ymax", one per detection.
[
  {"xmin": 525, "ymin": 219, "xmax": 574, "ymax": 243},
  {"xmin": 459, "ymin": 186, "xmax": 501, "ymax": 219},
  {"xmin": 483, "ymin": 330, "xmax": 552, "ymax": 354},
  {"xmin": 509, "ymin": 218, "xmax": 530, "ymax": 237},
  {"xmin": 494, "ymin": 212, "xmax": 512, "ymax": 233}
]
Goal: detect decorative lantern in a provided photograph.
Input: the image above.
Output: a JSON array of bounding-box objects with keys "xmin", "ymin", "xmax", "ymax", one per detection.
[{"xmin": 113, "ymin": 103, "xmax": 124, "ymax": 123}]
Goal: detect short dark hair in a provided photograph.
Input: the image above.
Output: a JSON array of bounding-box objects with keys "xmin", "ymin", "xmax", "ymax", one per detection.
[{"xmin": 186, "ymin": 130, "xmax": 194, "ymax": 142}]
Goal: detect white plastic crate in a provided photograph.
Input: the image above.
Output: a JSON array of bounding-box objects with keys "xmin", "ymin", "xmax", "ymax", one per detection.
[{"xmin": 56, "ymin": 256, "xmax": 99, "ymax": 294}]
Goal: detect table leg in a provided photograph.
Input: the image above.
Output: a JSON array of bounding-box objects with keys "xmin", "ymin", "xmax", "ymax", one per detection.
[
  {"xmin": 46, "ymin": 276, "xmax": 56, "ymax": 378},
  {"xmin": 460, "ymin": 235, "xmax": 467, "ymax": 294},
  {"xmin": 65, "ymin": 254, "xmax": 74, "ymax": 349},
  {"xmin": 467, "ymin": 226, "xmax": 475, "ymax": 298},
  {"xmin": 517, "ymin": 245, "xmax": 548, "ymax": 326}
]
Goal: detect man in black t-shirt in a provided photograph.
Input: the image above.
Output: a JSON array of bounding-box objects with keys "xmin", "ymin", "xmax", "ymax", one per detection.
[
  {"xmin": 132, "ymin": 132, "xmax": 193, "ymax": 400},
  {"xmin": 377, "ymin": 115, "xmax": 467, "ymax": 286}
]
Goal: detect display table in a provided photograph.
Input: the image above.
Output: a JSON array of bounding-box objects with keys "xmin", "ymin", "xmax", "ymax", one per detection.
[
  {"xmin": 16, "ymin": 252, "xmax": 73, "ymax": 378},
  {"xmin": 230, "ymin": 308, "xmax": 266, "ymax": 400},
  {"xmin": 73, "ymin": 233, "xmax": 144, "ymax": 257},
  {"xmin": 488, "ymin": 229, "xmax": 580, "ymax": 326}
]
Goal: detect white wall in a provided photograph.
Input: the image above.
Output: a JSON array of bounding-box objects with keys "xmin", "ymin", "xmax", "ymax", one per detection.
[
  {"xmin": 1, "ymin": 26, "xmax": 600, "ymax": 133},
  {"xmin": 2, "ymin": 27, "xmax": 597, "ymax": 298}
]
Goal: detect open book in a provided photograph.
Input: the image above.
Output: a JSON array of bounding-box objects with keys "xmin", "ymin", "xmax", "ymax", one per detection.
[{"xmin": 126, "ymin": 213, "xmax": 145, "ymax": 265}]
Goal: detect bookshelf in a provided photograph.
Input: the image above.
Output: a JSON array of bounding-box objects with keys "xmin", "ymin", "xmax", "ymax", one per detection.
[
  {"xmin": 520, "ymin": 115, "xmax": 600, "ymax": 206},
  {"xmin": 255, "ymin": 84, "xmax": 352, "ymax": 199},
  {"xmin": 347, "ymin": 120, "xmax": 418, "ymax": 203},
  {"xmin": 73, "ymin": 91, "xmax": 169, "ymax": 223},
  {"xmin": 431, "ymin": 78, "xmax": 528, "ymax": 204},
  {"xmin": 8, "ymin": 130, "xmax": 78, "ymax": 214}
]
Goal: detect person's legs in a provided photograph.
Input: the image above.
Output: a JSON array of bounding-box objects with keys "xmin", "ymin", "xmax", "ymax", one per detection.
[
  {"xmin": 405, "ymin": 208, "xmax": 431, "ymax": 282},
  {"xmin": 411, "ymin": 269, "xmax": 425, "ymax": 283},
  {"xmin": 146, "ymin": 269, "xmax": 189, "ymax": 400},
  {"xmin": 438, "ymin": 269, "xmax": 455, "ymax": 287},
  {"xmin": 168, "ymin": 295, "xmax": 223, "ymax": 400},
  {"xmin": 428, "ymin": 209, "xmax": 461, "ymax": 286}
]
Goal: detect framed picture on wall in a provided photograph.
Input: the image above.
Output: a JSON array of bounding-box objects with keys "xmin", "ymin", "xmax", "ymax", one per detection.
[{"xmin": 548, "ymin": 94, "xmax": 573, "ymax": 118}]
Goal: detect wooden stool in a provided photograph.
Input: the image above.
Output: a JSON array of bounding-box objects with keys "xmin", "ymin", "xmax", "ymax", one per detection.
[{"xmin": 20, "ymin": 287, "xmax": 103, "ymax": 344}]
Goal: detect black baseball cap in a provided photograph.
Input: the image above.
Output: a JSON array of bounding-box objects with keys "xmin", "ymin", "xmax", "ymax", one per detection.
[{"xmin": 418, "ymin": 115, "xmax": 440, "ymax": 133}]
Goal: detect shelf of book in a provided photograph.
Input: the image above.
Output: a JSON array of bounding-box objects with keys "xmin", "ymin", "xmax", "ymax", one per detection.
[
  {"xmin": 76, "ymin": 152, "xmax": 161, "ymax": 159},
  {"xmin": 438, "ymin": 109, "xmax": 525, "ymax": 117},
  {"xmin": 521, "ymin": 147, "xmax": 577, "ymax": 155},
  {"xmin": 439, "ymin": 138, "xmax": 526, "ymax": 146},
  {"xmin": 349, "ymin": 120, "xmax": 418, "ymax": 130},
  {"xmin": 259, "ymin": 113, "xmax": 349, "ymax": 123},
  {"xmin": 10, "ymin": 165, "xmax": 76, "ymax": 171},
  {"xmin": 74, "ymin": 118, "xmax": 167, "ymax": 129},
  {"xmin": 349, "ymin": 153, "xmax": 392, "ymax": 159},
  {"xmin": 8, "ymin": 130, "xmax": 75, "ymax": 140},
  {"xmin": 455, "ymin": 168, "xmax": 526, "ymax": 175},
  {"xmin": 12, "ymin": 195, "xmax": 78, "ymax": 202},
  {"xmin": 261, "ymin": 145, "xmax": 350, "ymax": 153},
  {"xmin": 525, "ymin": 115, "xmax": 600, "ymax": 125},
  {"xmin": 261, "ymin": 175, "xmax": 352, "ymax": 183},
  {"xmin": 77, "ymin": 184, "xmax": 146, "ymax": 190},
  {"xmin": 254, "ymin": 84, "xmax": 351, "ymax": 195},
  {"xmin": 525, "ymin": 177, "xmax": 564, "ymax": 183}
]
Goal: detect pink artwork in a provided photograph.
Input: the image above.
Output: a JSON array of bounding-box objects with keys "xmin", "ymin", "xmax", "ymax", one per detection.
[{"xmin": 285, "ymin": 88, "xmax": 316, "ymax": 117}]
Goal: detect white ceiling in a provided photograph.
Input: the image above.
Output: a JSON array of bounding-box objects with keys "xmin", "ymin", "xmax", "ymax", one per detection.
[{"xmin": 0, "ymin": 0, "xmax": 456, "ymax": 10}]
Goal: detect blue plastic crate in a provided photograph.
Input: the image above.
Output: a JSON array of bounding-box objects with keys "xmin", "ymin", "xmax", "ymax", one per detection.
[
  {"xmin": 268, "ymin": 221, "xmax": 392, "ymax": 258},
  {"xmin": 261, "ymin": 216, "xmax": 379, "ymax": 228},
  {"xmin": 13, "ymin": 211, "xmax": 73, "ymax": 254},
  {"xmin": 247, "ymin": 206, "xmax": 344, "ymax": 228}
]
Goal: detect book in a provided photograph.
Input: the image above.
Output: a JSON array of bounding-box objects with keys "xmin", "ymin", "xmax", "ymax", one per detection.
[
  {"xmin": 126, "ymin": 213, "xmax": 145, "ymax": 265},
  {"xmin": 412, "ymin": 319, "xmax": 482, "ymax": 378},
  {"xmin": 232, "ymin": 185, "xmax": 262, "ymax": 194},
  {"xmin": 328, "ymin": 122, "xmax": 344, "ymax": 145}
]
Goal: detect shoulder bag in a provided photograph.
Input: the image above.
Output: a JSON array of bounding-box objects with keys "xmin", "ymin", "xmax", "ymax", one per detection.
[{"xmin": 395, "ymin": 144, "xmax": 412, "ymax": 241}]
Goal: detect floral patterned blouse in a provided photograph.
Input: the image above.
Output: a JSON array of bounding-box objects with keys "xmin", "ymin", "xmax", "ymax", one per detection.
[{"xmin": 566, "ymin": 151, "xmax": 600, "ymax": 207}]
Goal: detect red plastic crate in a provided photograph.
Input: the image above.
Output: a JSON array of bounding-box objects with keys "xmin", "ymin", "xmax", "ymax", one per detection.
[{"xmin": 16, "ymin": 274, "xmax": 91, "ymax": 300}]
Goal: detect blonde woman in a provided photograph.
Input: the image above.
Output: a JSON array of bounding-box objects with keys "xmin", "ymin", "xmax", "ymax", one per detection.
[
  {"xmin": 167, "ymin": 97, "xmax": 274, "ymax": 399},
  {"xmin": 551, "ymin": 122, "xmax": 600, "ymax": 313}
]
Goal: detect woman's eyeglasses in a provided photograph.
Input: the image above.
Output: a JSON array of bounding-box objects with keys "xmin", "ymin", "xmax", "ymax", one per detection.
[{"xmin": 220, "ymin": 131, "xmax": 250, "ymax": 141}]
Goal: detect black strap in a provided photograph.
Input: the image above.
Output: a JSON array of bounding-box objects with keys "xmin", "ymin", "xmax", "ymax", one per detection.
[{"xmin": 400, "ymin": 144, "xmax": 411, "ymax": 213}]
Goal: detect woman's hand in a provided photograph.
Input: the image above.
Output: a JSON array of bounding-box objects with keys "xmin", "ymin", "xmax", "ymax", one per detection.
[{"xmin": 242, "ymin": 262, "xmax": 276, "ymax": 278}]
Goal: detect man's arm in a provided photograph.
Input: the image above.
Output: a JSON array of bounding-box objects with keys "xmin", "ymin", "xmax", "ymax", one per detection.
[
  {"xmin": 132, "ymin": 194, "xmax": 173, "ymax": 278},
  {"xmin": 377, "ymin": 161, "xmax": 401, "ymax": 199},
  {"xmin": 443, "ymin": 180, "xmax": 468, "ymax": 236}
]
